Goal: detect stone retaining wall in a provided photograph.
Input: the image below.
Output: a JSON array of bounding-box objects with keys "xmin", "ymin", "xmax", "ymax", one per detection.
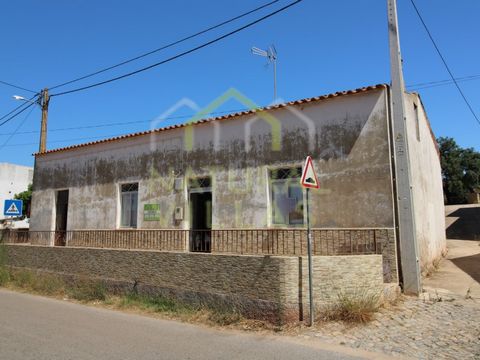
[{"xmin": 4, "ymin": 244, "xmax": 385, "ymax": 322}]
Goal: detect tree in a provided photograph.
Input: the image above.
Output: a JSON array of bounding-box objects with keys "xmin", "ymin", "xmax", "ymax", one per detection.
[
  {"xmin": 14, "ymin": 184, "xmax": 32, "ymax": 218},
  {"xmin": 437, "ymin": 137, "xmax": 480, "ymax": 204}
]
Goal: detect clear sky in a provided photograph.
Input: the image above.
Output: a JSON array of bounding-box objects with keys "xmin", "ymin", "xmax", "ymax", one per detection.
[{"xmin": 0, "ymin": 0, "xmax": 478, "ymax": 166}]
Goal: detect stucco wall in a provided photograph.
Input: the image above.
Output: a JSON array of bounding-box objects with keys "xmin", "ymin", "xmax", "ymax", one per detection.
[
  {"xmin": 0, "ymin": 163, "xmax": 33, "ymax": 220},
  {"xmin": 404, "ymin": 93, "xmax": 446, "ymax": 274},
  {"xmin": 30, "ymin": 87, "xmax": 395, "ymax": 232},
  {"xmin": 4, "ymin": 244, "xmax": 384, "ymax": 320}
]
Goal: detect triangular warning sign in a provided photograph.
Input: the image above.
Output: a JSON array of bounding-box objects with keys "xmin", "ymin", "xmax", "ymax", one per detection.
[
  {"xmin": 6, "ymin": 202, "xmax": 19, "ymax": 214},
  {"xmin": 301, "ymin": 156, "xmax": 320, "ymax": 189}
]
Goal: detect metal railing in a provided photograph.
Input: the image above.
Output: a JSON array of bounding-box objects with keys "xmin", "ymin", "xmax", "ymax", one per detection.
[{"xmin": 1, "ymin": 228, "xmax": 386, "ymax": 256}]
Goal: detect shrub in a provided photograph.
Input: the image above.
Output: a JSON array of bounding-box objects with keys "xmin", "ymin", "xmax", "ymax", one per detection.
[{"xmin": 318, "ymin": 286, "xmax": 382, "ymax": 323}]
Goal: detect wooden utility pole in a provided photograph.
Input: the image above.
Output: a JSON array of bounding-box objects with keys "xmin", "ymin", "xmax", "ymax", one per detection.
[
  {"xmin": 387, "ymin": 0, "xmax": 421, "ymax": 295},
  {"xmin": 39, "ymin": 88, "xmax": 49, "ymax": 153}
]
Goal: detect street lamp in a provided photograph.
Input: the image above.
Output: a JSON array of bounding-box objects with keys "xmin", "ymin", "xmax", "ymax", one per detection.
[
  {"xmin": 13, "ymin": 95, "xmax": 40, "ymax": 105},
  {"xmin": 12, "ymin": 88, "xmax": 50, "ymax": 153},
  {"xmin": 251, "ymin": 45, "xmax": 278, "ymax": 102}
]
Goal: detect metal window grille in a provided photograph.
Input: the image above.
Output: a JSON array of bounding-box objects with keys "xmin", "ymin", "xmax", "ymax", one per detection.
[
  {"xmin": 270, "ymin": 167, "xmax": 304, "ymax": 226},
  {"xmin": 120, "ymin": 183, "xmax": 138, "ymax": 228}
]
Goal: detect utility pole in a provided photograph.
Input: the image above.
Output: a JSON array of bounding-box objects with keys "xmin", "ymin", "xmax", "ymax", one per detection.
[
  {"xmin": 387, "ymin": 0, "xmax": 421, "ymax": 295},
  {"xmin": 39, "ymin": 88, "xmax": 49, "ymax": 153}
]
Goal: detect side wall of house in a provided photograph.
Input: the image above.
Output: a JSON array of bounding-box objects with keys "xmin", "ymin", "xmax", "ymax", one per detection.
[{"xmin": 404, "ymin": 93, "xmax": 446, "ymax": 274}]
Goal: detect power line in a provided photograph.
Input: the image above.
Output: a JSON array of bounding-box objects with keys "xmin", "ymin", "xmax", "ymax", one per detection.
[
  {"xmin": 0, "ymin": 79, "xmax": 37, "ymax": 94},
  {"xmin": 0, "ymin": 102, "xmax": 37, "ymax": 127},
  {"xmin": 408, "ymin": 74, "xmax": 480, "ymax": 91},
  {"xmin": 0, "ymin": 107, "xmax": 251, "ymax": 136},
  {"xmin": 0, "ymin": 104, "xmax": 36, "ymax": 150},
  {"xmin": 51, "ymin": 0, "xmax": 303, "ymax": 97},
  {"xmin": 49, "ymin": 0, "xmax": 280, "ymax": 91},
  {"xmin": 0, "ymin": 94, "xmax": 39, "ymax": 122},
  {"xmin": 409, "ymin": 0, "xmax": 480, "ymax": 127},
  {"xmin": 1, "ymin": 132, "xmax": 156, "ymax": 147}
]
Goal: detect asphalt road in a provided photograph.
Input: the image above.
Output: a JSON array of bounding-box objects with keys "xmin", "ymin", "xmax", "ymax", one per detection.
[{"xmin": 0, "ymin": 289, "xmax": 385, "ymax": 360}]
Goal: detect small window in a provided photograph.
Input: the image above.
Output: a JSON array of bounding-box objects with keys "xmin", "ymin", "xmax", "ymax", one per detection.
[
  {"xmin": 188, "ymin": 177, "xmax": 211, "ymax": 189},
  {"xmin": 120, "ymin": 183, "xmax": 138, "ymax": 228},
  {"xmin": 270, "ymin": 167, "xmax": 304, "ymax": 226},
  {"xmin": 414, "ymin": 103, "xmax": 420, "ymax": 142}
]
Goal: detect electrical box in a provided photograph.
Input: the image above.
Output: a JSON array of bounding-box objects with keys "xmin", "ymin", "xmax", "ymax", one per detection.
[
  {"xmin": 174, "ymin": 206, "xmax": 184, "ymax": 221},
  {"xmin": 174, "ymin": 177, "xmax": 183, "ymax": 191}
]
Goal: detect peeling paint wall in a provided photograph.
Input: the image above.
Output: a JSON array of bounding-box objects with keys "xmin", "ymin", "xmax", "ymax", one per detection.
[
  {"xmin": 30, "ymin": 88, "xmax": 395, "ymax": 232},
  {"xmin": 404, "ymin": 93, "xmax": 446, "ymax": 274}
]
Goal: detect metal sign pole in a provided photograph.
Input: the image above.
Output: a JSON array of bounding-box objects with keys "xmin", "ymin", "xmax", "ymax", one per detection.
[{"xmin": 306, "ymin": 187, "xmax": 314, "ymax": 326}]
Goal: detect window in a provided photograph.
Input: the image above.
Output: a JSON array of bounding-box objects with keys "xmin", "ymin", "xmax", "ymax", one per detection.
[
  {"xmin": 414, "ymin": 103, "xmax": 420, "ymax": 142},
  {"xmin": 120, "ymin": 183, "xmax": 138, "ymax": 228},
  {"xmin": 188, "ymin": 177, "xmax": 211, "ymax": 189},
  {"xmin": 270, "ymin": 167, "xmax": 304, "ymax": 226}
]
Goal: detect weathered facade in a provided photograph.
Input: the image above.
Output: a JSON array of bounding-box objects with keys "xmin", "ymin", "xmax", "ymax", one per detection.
[{"xmin": 29, "ymin": 84, "xmax": 445, "ymax": 283}]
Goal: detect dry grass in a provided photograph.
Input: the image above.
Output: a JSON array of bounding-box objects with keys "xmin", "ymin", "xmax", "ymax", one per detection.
[
  {"xmin": 317, "ymin": 286, "xmax": 382, "ymax": 324},
  {"xmin": 0, "ymin": 267, "xmax": 276, "ymax": 330}
]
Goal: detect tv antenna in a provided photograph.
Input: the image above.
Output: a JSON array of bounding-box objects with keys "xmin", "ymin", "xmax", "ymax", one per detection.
[{"xmin": 251, "ymin": 44, "xmax": 277, "ymax": 102}]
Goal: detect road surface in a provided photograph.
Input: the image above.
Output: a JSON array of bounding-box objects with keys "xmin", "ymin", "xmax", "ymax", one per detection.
[{"xmin": 0, "ymin": 289, "xmax": 388, "ymax": 360}]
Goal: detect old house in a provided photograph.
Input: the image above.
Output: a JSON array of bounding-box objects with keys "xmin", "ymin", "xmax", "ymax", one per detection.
[{"xmin": 5, "ymin": 84, "xmax": 445, "ymax": 318}]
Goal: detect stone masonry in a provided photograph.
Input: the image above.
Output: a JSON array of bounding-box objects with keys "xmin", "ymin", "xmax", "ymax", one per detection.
[{"xmin": 4, "ymin": 244, "xmax": 384, "ymax": 322}]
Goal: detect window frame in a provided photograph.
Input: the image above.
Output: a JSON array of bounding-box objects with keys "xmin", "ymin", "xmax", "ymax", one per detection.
[
  {"xmin": 268, "ymin": 166, "xmax": 305, "ymax": 228},
  {"xmin": 118, "ymin": 182, "xmax": 139, "ymax": 229}
]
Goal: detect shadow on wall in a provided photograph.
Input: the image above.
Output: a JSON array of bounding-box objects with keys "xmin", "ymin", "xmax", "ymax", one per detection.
[
  {"xmin": 446, "ymin": 207, "xmax": 480, "ymax": 241},
  {"xmin": 450, "ymin": 253, "xmax": 480, "ymax": 284}
]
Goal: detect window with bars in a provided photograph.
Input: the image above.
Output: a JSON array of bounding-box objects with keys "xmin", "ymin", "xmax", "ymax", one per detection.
[
  {"xmin": 188, "ymin": 177, "xmax": 211, "ymax": 189},
  {"xmin": 270, "ymin": 167, "xmax": 304, "ymax": 226},
  {"xmin": 120, "ymin": 183, "xmax": 138, "ymax": 228}
]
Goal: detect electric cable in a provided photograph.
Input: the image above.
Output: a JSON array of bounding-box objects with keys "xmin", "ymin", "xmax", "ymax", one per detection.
[
  {"xmin": 409, "ymin": 0, "xmax": 480, "ymax": 126},
  {"xmin": 0, "ymin": 79, "xmax": 36, "ymax": 94},
  {"xmin": 49, "ymin": 0, "xmax": 280, "ymax": 90},
  {"xmin": 0, "ymin": 104, "xmax": 36, "ymax": 150},
  {"xmin": 50, "ymin": 0, "xmax": 303, "ymax": 97},
  {"xmin": 0, "ymin": 102, "xmax": 37, "ymax": 127}
]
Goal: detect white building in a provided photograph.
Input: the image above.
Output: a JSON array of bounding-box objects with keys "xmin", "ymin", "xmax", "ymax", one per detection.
[{"xmin": 0, "ymin": 163, "xmax": 33, "ymax": 220}]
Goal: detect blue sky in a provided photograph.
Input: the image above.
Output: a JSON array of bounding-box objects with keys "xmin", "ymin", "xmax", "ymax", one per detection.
[{"xmin": 0, "ymin": 0, "xmax": 478, "ymax": 166}]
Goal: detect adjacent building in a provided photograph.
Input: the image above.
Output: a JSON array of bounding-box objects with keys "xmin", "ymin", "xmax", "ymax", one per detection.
[{"xmin": 0, "ymin": 163, "xmax": 33, "ymax": 221}]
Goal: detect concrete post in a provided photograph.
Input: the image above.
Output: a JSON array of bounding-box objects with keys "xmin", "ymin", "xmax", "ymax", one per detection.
[{"xmin": 387, "ymin": 0, "xmax": 421, "ymax": 295}]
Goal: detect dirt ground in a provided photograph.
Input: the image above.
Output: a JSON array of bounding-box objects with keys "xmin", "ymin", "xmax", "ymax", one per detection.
[{"xmin": 423, "ymin": 204, "xmax": 480, "ymax": 300}]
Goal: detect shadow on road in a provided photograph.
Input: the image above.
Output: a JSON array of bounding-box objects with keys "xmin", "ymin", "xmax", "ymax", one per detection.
[
  {"xmin": 451, "ymin": 253, "xmax": 480, "ymax": 284},
  {"xmin": 446, "ymin": 207, "xmax": 480, "ymax": 241}
]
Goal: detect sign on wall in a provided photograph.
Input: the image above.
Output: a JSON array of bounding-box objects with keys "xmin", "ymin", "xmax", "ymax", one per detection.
[
  {"xmin": 4, "ymin": 199, "xmax": 23, "ymax": 217},
  {"xmin": 144, "ymin": 204, "xmax": 160, "ymax": 221}
]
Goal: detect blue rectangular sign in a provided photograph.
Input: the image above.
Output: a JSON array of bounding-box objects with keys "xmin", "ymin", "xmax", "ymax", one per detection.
[{"xmin": 4, "ymin": 199, "xmax": 23, "ymax": 216}]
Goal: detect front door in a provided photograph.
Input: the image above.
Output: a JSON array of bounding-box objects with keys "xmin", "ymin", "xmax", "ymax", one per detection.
[
  {"xmin": 55, "ymin": 190, "xmax": 69, "ymax": 246},
  {"xmin": 189, "ymin": 177, "xmax": 212, "ymax": 252}
]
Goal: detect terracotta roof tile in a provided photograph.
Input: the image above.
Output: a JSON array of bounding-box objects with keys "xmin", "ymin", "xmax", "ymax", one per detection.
[{"xmin": 35, "ymin": 84, "xmax": 387, "ymax": 157}]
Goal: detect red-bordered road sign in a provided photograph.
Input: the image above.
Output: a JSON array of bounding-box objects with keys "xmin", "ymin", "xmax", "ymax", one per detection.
[{"xmin": 301, "ymin": 156, "xmax": 319, "ymax": 189}]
